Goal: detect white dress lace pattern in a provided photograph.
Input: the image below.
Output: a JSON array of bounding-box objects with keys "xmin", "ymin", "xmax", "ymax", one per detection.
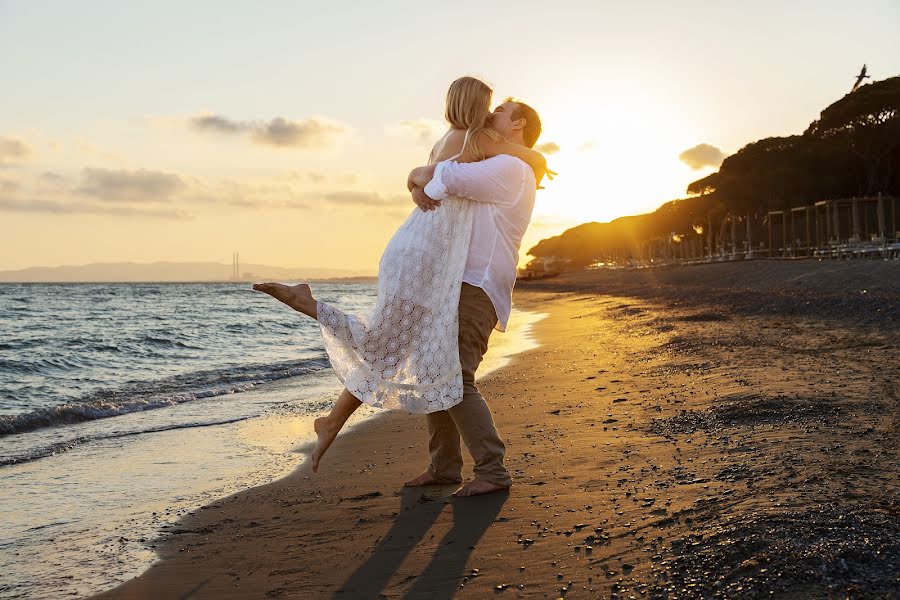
[{"xmin": 316, "ymin": 136, "xmax": 474, "ymax": 413}]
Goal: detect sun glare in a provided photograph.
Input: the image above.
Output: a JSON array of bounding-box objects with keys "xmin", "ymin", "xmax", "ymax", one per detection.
[{"xmin": 533, "ymin": 89, "xmax": 703, "ymax": 228}]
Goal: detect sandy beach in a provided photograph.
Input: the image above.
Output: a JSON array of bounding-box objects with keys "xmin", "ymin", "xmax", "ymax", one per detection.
[{"xmin": 91, "ymin": 260, "xmax": 899, "ymax": 599}]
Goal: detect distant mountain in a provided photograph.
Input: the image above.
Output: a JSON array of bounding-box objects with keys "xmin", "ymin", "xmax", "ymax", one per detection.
[{"xmin": 0, "ymin": 261, "xmax": 375, "ymax": 283}]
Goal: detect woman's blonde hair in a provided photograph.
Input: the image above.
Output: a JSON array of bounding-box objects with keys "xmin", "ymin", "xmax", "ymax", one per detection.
[{"xmin": 445, "ymin": 76, "xmax": 492, "ymax": 160}]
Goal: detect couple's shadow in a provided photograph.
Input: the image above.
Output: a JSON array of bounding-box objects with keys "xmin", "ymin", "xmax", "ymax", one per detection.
[{"xmin": 333, "ymin": 486, "xmax": 508, "ymax": 600}]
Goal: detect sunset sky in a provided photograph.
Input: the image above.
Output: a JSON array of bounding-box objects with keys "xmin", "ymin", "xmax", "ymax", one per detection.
[{"xmin": 2, "ymin": 1, "xmax": 899, "ymax": 273}]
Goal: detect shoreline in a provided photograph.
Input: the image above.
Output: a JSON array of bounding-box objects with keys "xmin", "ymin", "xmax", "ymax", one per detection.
[
  {"xmin": 35, "ymin": 306, "xmax": 540, "ymax": 600},
  {"xmin": 91, "ymin": 261, "xmax": 899, "ymax": 599},
  {"xmin": 88, "ymin": 303, "xmax": 555, "ymax": 600},
  {"xmin": 0, "ymin": 295, "xmax": 544, "ymax": 600}
]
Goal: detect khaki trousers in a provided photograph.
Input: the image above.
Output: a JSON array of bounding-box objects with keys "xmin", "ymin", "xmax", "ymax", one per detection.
[{"xmin": 425, "ymin": 283, "xmax": 512, "ymax": 487}]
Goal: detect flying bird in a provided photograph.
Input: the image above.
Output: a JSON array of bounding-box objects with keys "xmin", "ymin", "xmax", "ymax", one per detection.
[{"xmin": 851, "ymin": 64, "xmax": 870, "ymax": 92}]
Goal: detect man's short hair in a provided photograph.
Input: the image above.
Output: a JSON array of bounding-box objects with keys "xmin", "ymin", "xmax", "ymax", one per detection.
[{"xmin": 506, "ymin": 97, "xmax": 542, "ymax": 148}]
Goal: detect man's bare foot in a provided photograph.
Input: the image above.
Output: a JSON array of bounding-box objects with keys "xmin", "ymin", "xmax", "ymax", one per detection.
[
  {"xmin": 252, "ymin": 282, "xmax": 317, "ymax": 318},
  {"xmin": 403, "ymin": 470, "xmax": 454, "ymax": 487},
  {"xmin": 451, "ymin": 480, "xmax": 510, "ymax": 497},
  {"xmin": 311, "ymin": 416, "xmax": 340, "ymax": 473}
]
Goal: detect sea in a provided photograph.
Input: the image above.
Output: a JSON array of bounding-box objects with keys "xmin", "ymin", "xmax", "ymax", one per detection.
[{"xmin": 0, "ymin": 282, "xmax": 544, "ymax": 599}]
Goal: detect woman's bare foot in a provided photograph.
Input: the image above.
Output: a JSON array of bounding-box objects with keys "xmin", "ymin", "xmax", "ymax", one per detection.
[
  {"xmin": 311, "ymin": 416, "xmax": 340, "ymax": 473},
  {"xmin": 451, "ymin": 480, "xmax": 510, "ymax": 497},
  {"xmin": 403, "ymin": 470, "xmax": 453, "ymax": 487},
  {"xmin": 252, "ymin": 282, "xmax": 317, "ymax": 318}
]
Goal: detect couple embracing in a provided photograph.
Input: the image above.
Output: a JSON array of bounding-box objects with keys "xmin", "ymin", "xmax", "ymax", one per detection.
[{"xmin": 254, "ymin": 76, "xmax": 548, "ymax": 497}]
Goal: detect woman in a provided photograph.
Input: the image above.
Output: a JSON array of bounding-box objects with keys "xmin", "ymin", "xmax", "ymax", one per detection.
[{"xmin": 254, "ymin": 77, "xmax": 547, "ymax": 472}]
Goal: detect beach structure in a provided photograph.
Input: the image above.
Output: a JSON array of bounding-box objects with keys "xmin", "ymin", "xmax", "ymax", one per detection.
[
  {"xmin": 232, "ymin": 252, "xmax": 240, "ymax": 280},
  {"xmin": 766, "ymin": 195, "xmax": 900, "ymax": 259},
  {"xmin": 573, "ymin": 195, "xmax": 899, "ymax": 271},
  {"xmin": 519, "ymin": 256, "xmax": 571, "ymax": 279}
]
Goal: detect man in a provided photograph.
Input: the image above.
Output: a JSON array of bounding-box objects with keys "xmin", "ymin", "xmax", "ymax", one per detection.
[
  {"xmin": 403, "ymin": 99, "xmax": 542, "ymax": 497},
  {"xmin": 253, "ymin": 99, "xmax": 543, "ymax": 496}
]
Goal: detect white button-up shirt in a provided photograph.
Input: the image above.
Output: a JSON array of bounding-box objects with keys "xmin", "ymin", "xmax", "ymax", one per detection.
[{"xmin": 423, "ymin": 154, "xmax": 536, "ymax": 332}]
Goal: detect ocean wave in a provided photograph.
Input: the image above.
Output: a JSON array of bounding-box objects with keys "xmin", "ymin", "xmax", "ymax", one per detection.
[
  {"xmin": 0, "ymin": 356, "xmax": 329, "ymax": 437},
  {"xmin": 139, "ymin": 334, "xmax": 203, "ymax": 350},
  {"xmin": 0, "ymin": 358, "xmax": 51, "ymax": 374},
  {"xmin": 0, "ymin": 416, "xmax": 256, "ymax": 466},
  {"xmin": 0, "ymin": 355, "xmax": 90, "ymax": 375}
]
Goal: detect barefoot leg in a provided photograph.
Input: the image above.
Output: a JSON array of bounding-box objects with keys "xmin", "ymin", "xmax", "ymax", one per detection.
[
  {"xmin": 311, "ymin": 388, "xmax": 362, "ymax": 472},
  {"xmin": 451, "ymin": 479, "xmax": 510, "ymax": 497},
  {"xmin": 252, "ymin": 282, "xmax": 318, "ymax": 319},
  {"xmin": 403, "ymin": 470, "xmax": 446, "ymax": 487}
]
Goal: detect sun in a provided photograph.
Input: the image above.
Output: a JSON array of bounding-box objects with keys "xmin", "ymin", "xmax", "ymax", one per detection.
[{"xmin": 519, "ymin": 88, "xmax": 711, "ymax": 259}]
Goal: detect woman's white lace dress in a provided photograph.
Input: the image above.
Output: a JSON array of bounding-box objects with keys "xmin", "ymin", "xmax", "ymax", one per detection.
[{"xmin": 316, "ymin": 135, "xmax": 474, "ymax": 413}]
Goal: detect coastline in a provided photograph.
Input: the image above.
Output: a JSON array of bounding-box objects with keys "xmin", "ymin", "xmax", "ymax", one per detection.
[
  {"xmin": 50, "ymin": 306, "xmax": 542, "ymax": 600},
  {"xmin": 0, "ymin": 290, "xmax": 544, "ymax": 600},
  {"xmin": 91, "ymin": 260, "xmax": 899, "ymax": 599}
]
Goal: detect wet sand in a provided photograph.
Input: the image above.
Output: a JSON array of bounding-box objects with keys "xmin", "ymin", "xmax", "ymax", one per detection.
[{"xmin": 92, "ymin": 260, "xmax": 899, "ymax": 599}]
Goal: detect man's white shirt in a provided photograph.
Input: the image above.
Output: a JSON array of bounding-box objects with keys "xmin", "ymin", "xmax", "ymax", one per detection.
[{"xmin": 423, "ymin": 154, "xmax": 536, "ymax": 332}]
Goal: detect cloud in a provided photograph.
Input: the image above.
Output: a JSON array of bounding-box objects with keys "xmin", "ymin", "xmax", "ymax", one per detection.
[
  {"xmin": 0, "ymin": 167, "xmax": 189, "ymax": 218},
  {"xmin": 224, "ymin": 197, "xmax": 311, "ymax": 211},
  {"xmin": 1, "ymin": 170, "xmax": 313, "ymax": 216},
  {"xmin": 77, "ymin": 168, "xmax": 186, "ymax": 203},
  {"xmin": 0, "ymin": 176, "xmax": 20, "ymax": 194},
  {"xmin": 678, "ymin": 143, "xmax": 727, "ymax": 170},
  {"xmin": 282, "ymin": 170, "xmax": 358, "ymax": 185},
  {"xmin": 213, "ymin": 188, "xmax": 410, "ymax": 214},
  {"xmin": 534, "ymin": 142, "xmax": 560, "ymax": 155},
  {"xmin": 208, "ymin": 186, "xmax": 409, "ymax": 213},
  {"xmin": 199, "ymin": 179, "xmax": 313, "ymax": 211},
  {"xmin": 323, "ymin": 191, "xmax": 407, "ymax": 207},
  {"xmin": 0, "ymin": 137, "xmax": 30, "ymax": 165},
  {"xmin": 253, "ymin": 117, "xmax": 345, "ymax": 148},
  {"xmin": 302, "ymin": 172, "xmax": 326, "ymax": 183},
  {"xmin": 0, "ymin": 157, "xmax": 406, "ymax": 219},
  {"xmin": 75, "ymin": 140, "xmax": 125, "ymax": 162},
  {"xmin": 333, "ymin": 195, "xmax": 411, "ymax": 218},
  {"xmin": 190, "ymin": 114, "xmax": 246, "ymax": 134},
  {"xmin": 37, "ymin": 172, "xmax": 69, "ymax": 186},
  {"xmin": 189, "ymin": 114, "xmax": 347, "ymax": 149},
  {"xmin": 389, "ymin": 118, "xmax": 446, "ymax": 143},
  {"xmin": 0, "ymin": 197, "xmax": 192, "ymax": 219},
  {"xmin": 39, "ymin": 171, "xmax": 67, "ymax": 182}
]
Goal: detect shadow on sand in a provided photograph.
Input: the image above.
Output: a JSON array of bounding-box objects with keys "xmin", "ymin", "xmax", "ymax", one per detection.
[{"xmin": 333, "ymin": 487, "xmax": 509, "ymax": 600}]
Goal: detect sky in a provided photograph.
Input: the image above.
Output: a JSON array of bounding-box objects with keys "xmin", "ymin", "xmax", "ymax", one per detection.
[{"xmin": 1, "ymin": 0, "xmax": 899, "ymax": 273}]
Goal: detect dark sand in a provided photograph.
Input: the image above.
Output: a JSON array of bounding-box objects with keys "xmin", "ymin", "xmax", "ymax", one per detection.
[{"xmin": 92, "ymin": 259, "xmax": 899, "ymax": 599}]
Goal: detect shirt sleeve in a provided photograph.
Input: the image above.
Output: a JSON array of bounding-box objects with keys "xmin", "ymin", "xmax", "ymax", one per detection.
[{"xmin": 423, "ymin": 156, "xmax": 524, "ymax": 206}]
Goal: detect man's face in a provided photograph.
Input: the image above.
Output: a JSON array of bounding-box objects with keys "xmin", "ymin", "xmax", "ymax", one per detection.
[{"xmin": 488, "ymin": 101, "xmax": 519, "ymax": 139}]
